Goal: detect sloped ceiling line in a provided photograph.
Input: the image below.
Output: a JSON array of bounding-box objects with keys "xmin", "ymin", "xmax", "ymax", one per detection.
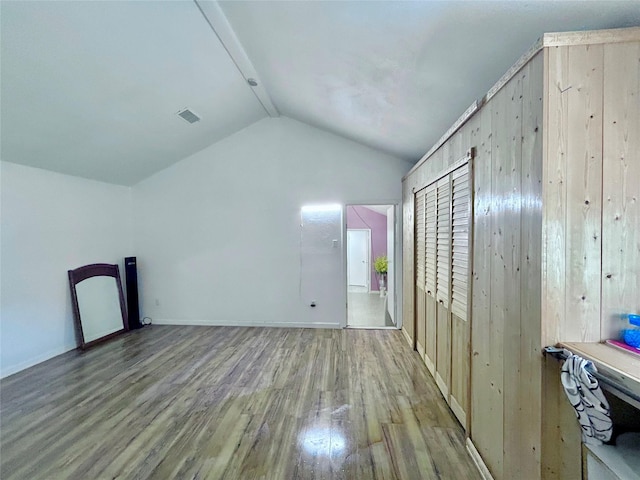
[{"xmin": 194, "ymin": 0, "xmax": 279, "ymax": 117}]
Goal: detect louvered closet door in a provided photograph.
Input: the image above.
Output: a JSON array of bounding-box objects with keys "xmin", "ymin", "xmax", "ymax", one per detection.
[
  {"xmin": 435, "ymin": 176, "xmax": 451, "ymax": 398},
  {"xmin": 449, "ymin": 163, "xmax": 472, "ymax": 430},
  {"xmin": 423, "ymin": 184, "xmax": 437, "ymax": 375},
  {"xmin": 414, "ymin": 188, "xmax": 427, "ymax": 358},
  {"xmin": 451, "ymin": 164, "xmax": 470, "ymax": 321},
  {"xmin": 436, "ymin": 177, "xmax": 451, "ymax": 306}
]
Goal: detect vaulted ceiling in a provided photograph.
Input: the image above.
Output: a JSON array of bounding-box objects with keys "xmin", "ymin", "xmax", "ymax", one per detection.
[{"xmin": 2, "ymin": 1, "xmax": 639, "ymax": 185}]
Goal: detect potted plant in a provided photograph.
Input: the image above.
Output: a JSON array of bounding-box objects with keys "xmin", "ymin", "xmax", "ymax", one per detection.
[{"xmin": 374, "ymin": 255, "xmax": 388, "ymax": 296}]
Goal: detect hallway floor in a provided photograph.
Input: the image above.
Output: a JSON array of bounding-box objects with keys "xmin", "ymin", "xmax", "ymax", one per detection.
[{"xmin": 347, "ymin": 288, "xmax": 394, "ymax": 328}]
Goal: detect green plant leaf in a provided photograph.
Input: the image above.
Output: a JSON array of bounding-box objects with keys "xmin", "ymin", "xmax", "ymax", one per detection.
[{"xmin": 374, "ymin": 255, "xmax": 388, "ymax": 274}]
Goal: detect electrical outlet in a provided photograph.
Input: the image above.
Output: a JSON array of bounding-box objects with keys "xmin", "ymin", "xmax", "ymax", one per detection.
[{"xmin": 155, "ymin": 298, "xmax": 160, "ymax": 307}]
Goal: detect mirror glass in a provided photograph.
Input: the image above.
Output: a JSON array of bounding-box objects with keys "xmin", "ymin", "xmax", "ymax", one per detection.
[
  {"xmin": 76, "ymin": 276, "xmax": 124, "ymax": 343},
  {"xmin": 68, "ymin": 263, "xmax": 128, "ymax": 349}
]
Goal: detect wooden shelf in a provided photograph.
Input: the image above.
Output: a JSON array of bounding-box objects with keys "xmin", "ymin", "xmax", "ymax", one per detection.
[{"xmin": 560, "ymin": 342, "xmax": 640, "ymax": 409}]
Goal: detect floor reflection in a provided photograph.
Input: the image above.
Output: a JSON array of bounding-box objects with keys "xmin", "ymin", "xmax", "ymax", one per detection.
[{"xmin": 299, "ymin": 426, "xmax": 347, "ymax": 457}]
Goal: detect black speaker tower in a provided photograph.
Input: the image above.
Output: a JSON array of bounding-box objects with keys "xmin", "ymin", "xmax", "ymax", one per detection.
[{"xmin": 125, "ymin": 257, "xmax": 142, "ymax": 329}]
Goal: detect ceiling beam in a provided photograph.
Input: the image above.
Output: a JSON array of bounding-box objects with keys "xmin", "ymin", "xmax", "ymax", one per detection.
[{"xmin": 194, "ymin": 0, "xmax": 279, "ymax": 118}]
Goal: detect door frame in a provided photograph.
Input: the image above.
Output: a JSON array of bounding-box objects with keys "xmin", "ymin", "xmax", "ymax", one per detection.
[
  {"xmin": 343, "ymin": 202, "xmax": 400, "ymax": 330},
  {"xmin": 347, "ymin": 228, "xmax": 371, "ymax": 291}
]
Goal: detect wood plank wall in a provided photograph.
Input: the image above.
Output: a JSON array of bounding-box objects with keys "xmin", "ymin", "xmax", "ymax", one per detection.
[
  {"xmin": 541, "ymin": 39, "xmax": 640, "ymax": 479},
  {"xmin": 542, "ymin": 44, "xmax": 604, "ymax": 346},
  {"xmin": 403, "ymin": 30, "xmax": 639, "ymax": 480},
  {"xmin": 542, "ymin": 39, "xmax": 640, "ymax": 348},
  {"xmin": 601, "ymin": 41, "xmax": 640, "ymax": 339},
  {"xmin": 402, "ymin": 52, "xmax": 544, "ymax": 480},
  {"xmin": 473, "ymin": 53, "xmax": 544, "ymax": 479},
  {"xmin": 519, "ymin": 47, "xmax": 544, "ymax": 479}
]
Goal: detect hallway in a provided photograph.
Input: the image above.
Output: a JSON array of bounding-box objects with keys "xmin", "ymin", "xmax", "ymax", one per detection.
[{"xmin": 347, "ymin": 287, "xmax": 394, "ymax": 328}]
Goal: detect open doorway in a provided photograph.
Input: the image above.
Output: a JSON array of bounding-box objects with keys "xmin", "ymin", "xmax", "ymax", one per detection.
[{"xmin": 346, "ymin": 204, "xmax": 396, "ymax": 328}]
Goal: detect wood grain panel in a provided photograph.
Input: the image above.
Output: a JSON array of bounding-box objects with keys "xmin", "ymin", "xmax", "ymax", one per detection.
[
  {"xmin": 415, "ymin": 188, "xmax": 426, "ymax": 290},
  {"xmin": 450, "ymin": 312, "xmax": 469, "ymax": 430},
  {"xmin": 542, "ymin": 26, "xmax": 640, "ymax": 48},
  {"xmin": 403, "ymin": 29, "xmax": 638, "ymax": 480},
  {"xmin": 543, "ymin": 43, "xmax": 604, "ymax": 344},
  {"xmin": 542, "ymin": 45, "xmax": 569, "ymax": 347},
  {"xmin": 402, "ymin": 181, "xmax": 415, "ymax": 345},
  {"xmin": 425, "ymin": 182, "xmax": 439, "ymax": 375},
  {"xmin": 470, "ymin": 103, "xmax": 502, "ymax": 475},
  {"xmin": 519, "ymin": 52, "xmax": 544, "ymax": 477},
  {"xmin": 435, "ymin": 173, "xmax": 452, "ymax": 403},
  {"xmin": 404, "ymin": 101, "xmax": 479, "ymax": 180},
  {"xmin": 541, "ymin": 46, "xmax": 568, "ymax": 480},
  {"xmin": 416, "ymin": 287, "xmax": 427, "ymax": 357},
  {"xmin": 492, "ymin": 69, "xmax": 523, "ymax": 480},
  {"xmin": 601, "ymin": 41, "xmax": 640, "ymax": 340},
  {"xmin": 449, "ymin": 130, "xmax": 464, "ymax": 166},
  {"xmin": 425, "ymin": 294, "xmax": 437, "ymax": 375},
  {"xmin": 565, "ymin": 44, "xmax": 604, "ymax": 342},
  {"xmin": 541, "ymin": 42, "xmax": 609, "ymax": 480},
  {"xmin": 435, "ymin": 302, "xmax": 451, "ymax": 400},
  {"xmin": 541, "ymin": 358, "xmax": 583, "ymax": 480}
]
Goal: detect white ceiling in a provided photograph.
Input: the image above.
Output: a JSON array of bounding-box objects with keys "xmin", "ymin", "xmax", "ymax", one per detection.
[
  {"xmin": 219, "ymin": 0, "xmax": 640, "ymax": 162},
  {"xmin": 0, "ymin": 1, "xmax": 266, "ymax": 185},
  {"xmin": 2, "ymin": 1, "xmax": 640, "ymax": 185}
]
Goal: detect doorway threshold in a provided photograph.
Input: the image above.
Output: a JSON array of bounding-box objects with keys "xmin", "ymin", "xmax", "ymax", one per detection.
[{"xmin": 345, "ymin": 325, "xmax": 398, "ymax": 330}]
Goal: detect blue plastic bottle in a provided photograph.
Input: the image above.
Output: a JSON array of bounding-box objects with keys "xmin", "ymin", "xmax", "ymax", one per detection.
[{"xmin": 622, "ymin": 314, "xmax": 640, "ymax": 348}]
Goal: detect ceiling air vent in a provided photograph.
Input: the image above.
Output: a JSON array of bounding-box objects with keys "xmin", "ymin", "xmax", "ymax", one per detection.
[{"xmin": 177, "ymin": 108, "xmax": 200, "ymax": 124}]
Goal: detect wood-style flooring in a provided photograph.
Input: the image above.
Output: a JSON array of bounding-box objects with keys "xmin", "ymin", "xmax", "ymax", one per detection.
[{"xmin": 0, "ymin": 326, "xmax": 480, "ymax": 479}]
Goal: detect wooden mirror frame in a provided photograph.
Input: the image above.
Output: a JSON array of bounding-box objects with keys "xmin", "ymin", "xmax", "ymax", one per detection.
[{"xmin": 68, "ymin": 263, "xmax": 129, "ymax": 350}]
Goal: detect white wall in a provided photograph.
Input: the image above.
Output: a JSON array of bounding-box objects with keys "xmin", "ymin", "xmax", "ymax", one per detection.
[
  {"xmin": 0, "ymin": 162, "xmax": 132, "ymax": 377},
  {"xmin": 133, "ymin": 117, "xmax": 411, "ymax": 328}
]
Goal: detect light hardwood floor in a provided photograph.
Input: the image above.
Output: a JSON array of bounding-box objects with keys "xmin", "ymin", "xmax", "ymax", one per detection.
[{"xmin": 0, "ymin": 326, "xmax": 480, "ymax": 479}]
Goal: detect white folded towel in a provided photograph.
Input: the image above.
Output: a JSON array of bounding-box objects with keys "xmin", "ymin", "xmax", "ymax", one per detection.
[{"xmin": 561, "ymin": 354, "xmax": 612, "ymax": 445}]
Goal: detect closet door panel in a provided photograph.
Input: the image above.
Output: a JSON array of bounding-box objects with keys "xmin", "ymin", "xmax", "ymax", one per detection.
[
  {"xmin": 415, "ymin": 188, "xmax": 427, "ymax": 356},
  {"xmin": 435, "ymin": 176, "xmax": 452, "ymax": 399},
  {"xmin": 450, "ymin": 311, "xmax": 470, "ymax": 428},
  {"xmin": 435, "ymin": 301, "xmax": 451, "ymax": 398},
  {"xmin": 450, "ymin": 163, "xmax": 472, "ymax": 429},
  {"xmin": 424, "ymin": 184, "xmax": 438, "ymax": 372},
  {"xmin": 425, "ymin": 295, "xmax": 437, "ymax": 375}
]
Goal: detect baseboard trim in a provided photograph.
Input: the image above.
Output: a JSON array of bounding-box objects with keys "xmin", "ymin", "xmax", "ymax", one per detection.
[
  {"xmin": 1, "ymin": 343, "xmax": 77, "ymax": 379},
  {"xmin": 152, "ymin": 319, "xmax": 341, "ymax": 329},
  {"xmin": 401, "ymin": 327, "xmax": 413, "ymax": 346},
  {"xmin": 424, "ymin": 354, "xmax": 435, "ymax": 376},
  {"xmin": 466, "ymin": 438, "xmax": 495, "ymax": 480},
  {"xmin": 449, "ymin": 396, "xmax": 467, "ymax": 431},
  {"xmin": 416, "ymin": 341, "xmax": 425, "ymax": 358},
  {"xmin": 435, "ymin": 372, "xmax": 449, "ymax": 399}
]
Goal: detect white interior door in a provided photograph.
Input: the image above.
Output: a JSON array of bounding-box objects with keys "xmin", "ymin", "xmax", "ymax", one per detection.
[
  {"xmin": 386, "ymin": 206, "xmax": 395, "ymax": 323},
  {"xmin": 347, "ymin": 229, "xmax": 370, "ymax": 288}
]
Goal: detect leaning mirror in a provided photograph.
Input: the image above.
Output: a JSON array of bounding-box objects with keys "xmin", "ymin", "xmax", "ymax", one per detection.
[{"xmin": 68, "ymin": 263, "xmax": 129, "ymax": 349}]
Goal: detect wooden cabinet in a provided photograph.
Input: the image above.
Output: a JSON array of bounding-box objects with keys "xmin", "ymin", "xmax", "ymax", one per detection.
[{"xmin": 401, "ymin": 27, "xmax": 640, "ymax": 480}]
